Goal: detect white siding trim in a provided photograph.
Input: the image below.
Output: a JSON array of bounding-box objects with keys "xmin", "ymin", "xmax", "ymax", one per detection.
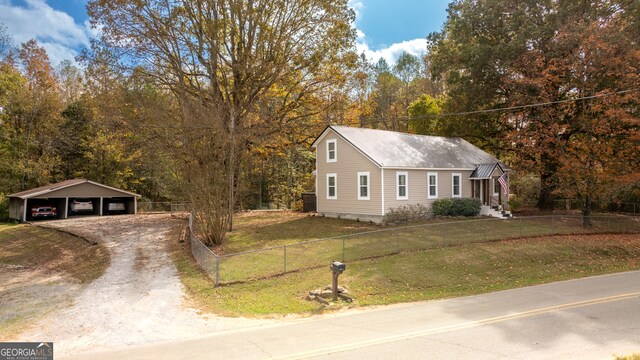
[
  {"xmin": 396, "ymin": 171, "xmax": 408, "ymax": 200},
  {"xmin": 381, "ymin": 168, "xmax": 385, "ymax": 215},
  {"xmin": 326, "ymin": 173, "xmax": 337, "ymax": 199},
  {"xmin": 428, "ymin": 172, "xmax": 438, "ymax": 199},
  {"xmin": 357, "ymin": 171, "xmax": 370, "ymax": 200},
  {"xmin": 326, "ymin": 139, "xmax": 337, "ymax": 163},
  {"xmin": 452, "ymin": 173, "xmax": 462, "ymax": 198}
]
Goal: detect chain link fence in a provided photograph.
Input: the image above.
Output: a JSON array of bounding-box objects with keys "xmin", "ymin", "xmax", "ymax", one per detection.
[
  {"xmin": 187, "ymin": 214, "xmax": 640, "ymax": 287},
  {"xmin": 516, "ymin": 199, "xmax": 640, "ymax": 214},
  {"xmin": 136, "ymin": 201, "xmax": 190, "ymax": 218}
]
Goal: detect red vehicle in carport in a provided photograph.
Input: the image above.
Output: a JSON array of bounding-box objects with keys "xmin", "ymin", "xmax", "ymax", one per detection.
[{"xmin": 31, "ymin": 205, "xmax": 57, "ymax": 219}]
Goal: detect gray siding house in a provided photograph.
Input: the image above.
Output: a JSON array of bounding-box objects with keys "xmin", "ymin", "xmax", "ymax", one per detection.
[{"xmin": 311, "ymin": 126, "xmax": 510, "ymax": 222}]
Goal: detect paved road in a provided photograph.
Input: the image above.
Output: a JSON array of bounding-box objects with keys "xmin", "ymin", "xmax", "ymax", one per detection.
[{"xmin": 65, "ymin": 271, "xmax": 640, "ymax": 360}]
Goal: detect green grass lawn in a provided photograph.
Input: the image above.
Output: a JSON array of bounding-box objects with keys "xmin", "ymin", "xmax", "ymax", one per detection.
[
  {"xmin": 172, "ymin": 214, "xmax": 640, "ymax": 316},
  {"xmin": 216, "ymin": 212, "xmax": 639, "ymax": 284},
  {"xmin": 226, "ymin": 211, "xmax": 381, "ymax": 252}
]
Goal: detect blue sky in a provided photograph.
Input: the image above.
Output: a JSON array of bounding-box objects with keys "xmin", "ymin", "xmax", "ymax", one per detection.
[{"xmin": 0, "ymin": 0, "xmax": 451, "ymax": 66}]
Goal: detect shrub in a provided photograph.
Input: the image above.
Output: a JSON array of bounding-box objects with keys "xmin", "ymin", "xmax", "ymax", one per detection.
[
  {"xmin": 383, "ymin": 204, "xmax": 430, "ymax": 224},
  {"xmin": 432, "ymin": 198, "xmax": 481, "ymax": 217},
  {"xmin": 431, "ymin": 198, "xmax": 453, "ymax": 216},
  {"xmin": 0, "ymin": 193, "xmax": 8, "ymax": 221},
  {"xmin": 508, "ymin": 197, "xmax": 522, "ymax": 211}
]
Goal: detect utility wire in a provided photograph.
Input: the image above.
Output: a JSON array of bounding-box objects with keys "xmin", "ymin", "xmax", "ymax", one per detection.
[
  {"xmin": 395, "ymin": 87, "xmax": 640, "ymax": 120},
  {"xmin": 121, "ymin": 87, "xmax": 640, "ymax": 130}
]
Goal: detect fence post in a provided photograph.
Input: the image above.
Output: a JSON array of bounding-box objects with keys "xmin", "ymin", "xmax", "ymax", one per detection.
[
  {"xmin": 283, "ymin": 245, "xmax": 287, "ymax": 273},
  {"xmin": 396, "ymin": 230, "xmax": 400, "ymax": 253},
  {"xmin": 551, "ymin": 215, "xmax": 555, "ymax": 234},
  {"xmin": 441, "ymin": 225, "xmax": 445, "ymax": 248},
  {"xmin": 215, "ymin": 256, "xmax": 219, "ymax": 287},
  {"xmin": 342, "ymin": 238, "xmax": 345, "ymax": 262}
]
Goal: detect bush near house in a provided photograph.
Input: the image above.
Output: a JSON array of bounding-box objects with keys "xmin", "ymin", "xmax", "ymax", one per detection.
[
  {"xmin": 383, "ymin": 204, "xmax": 430, "ymax": 224},
  {"xmin": 432, "ymin": 198, "xmax": 481, "ymax": 217}
]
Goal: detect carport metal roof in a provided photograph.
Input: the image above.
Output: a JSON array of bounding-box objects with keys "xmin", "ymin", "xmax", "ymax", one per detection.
[{"xmin": 9, "ymin": 179, "xmax": 139, "ymax": 199}]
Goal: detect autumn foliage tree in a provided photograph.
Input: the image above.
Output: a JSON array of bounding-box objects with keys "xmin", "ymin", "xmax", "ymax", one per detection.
[
  {"xmin": 87, "ymin": 0, "xmax": 356, "ymax": 245},
  {"xmin": 428, "ymin": 0, "xmax": 640, "ymax": 223}
]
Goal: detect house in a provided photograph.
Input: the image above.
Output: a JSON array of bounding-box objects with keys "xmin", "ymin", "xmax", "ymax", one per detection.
[
  {"xmin": 311, "ymin": 126, "xmax": 510, "ymax": 222},
  {"xmin": 8, "ymin": 179, "xmax": 139, "ymax": 222}
]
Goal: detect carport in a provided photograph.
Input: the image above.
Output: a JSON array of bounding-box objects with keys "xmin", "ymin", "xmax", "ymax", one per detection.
[{"xmin": 8, "ymin": 179, "xmax": 139, "ymax": 222}]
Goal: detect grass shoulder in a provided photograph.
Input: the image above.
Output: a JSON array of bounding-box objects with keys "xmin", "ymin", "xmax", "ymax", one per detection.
[{"xmin": 172, "ymin": 216, "xmax": 640, "ymax": 317}]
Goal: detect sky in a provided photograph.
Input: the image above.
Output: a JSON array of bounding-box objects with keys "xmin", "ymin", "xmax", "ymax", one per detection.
[{"xmin": 0, "ymin": 0, "xmax": 451, "ymax": 67}]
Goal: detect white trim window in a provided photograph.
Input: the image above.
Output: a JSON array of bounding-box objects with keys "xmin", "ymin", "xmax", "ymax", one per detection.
[
  {"xmin": 452, "ymin": 173, "xmax": 462, "ymax": 198},
  {"xmin": 428, "ymin": 172, "xmax": 438, "ymax": 199},
  {"xmin": 326, "ymin": 139, "xmax": 337, "ymax": 162},
  {"xmin": 493, "ymin": 176, "xmax": 500, "ymax": 196},
  {"xmin": 326, "ymin": 173, "xmax": 337, "ymax": 199},
  {"xmin": 357, "ymin": 172, "xmax": 370, "ymax": 200},
  {"xmin": 396, "ymin": 171, "xmax": 408, "ymax": 200}
]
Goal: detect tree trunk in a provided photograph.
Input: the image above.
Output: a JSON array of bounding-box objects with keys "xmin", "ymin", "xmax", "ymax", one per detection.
[
  {"xmin": 582, "ymin": 194, "xmax": 592, "ymax": 227},
  {"xmin": 228, "ymin": 111, "xmax": 236, "ymax": 232},
  {"xmin": 537, "ymin": 172, "xmax": 556, "ymax": 210}
]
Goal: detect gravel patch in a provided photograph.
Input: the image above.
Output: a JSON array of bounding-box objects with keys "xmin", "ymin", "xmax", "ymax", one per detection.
[{"xmin": 17, "ymin": 215, "xmax": 271, "ymax": 356}]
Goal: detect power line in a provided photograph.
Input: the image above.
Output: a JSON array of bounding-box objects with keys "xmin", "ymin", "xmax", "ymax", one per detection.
[
  {"xmin": 116, "ymin": 87, "xmax": 640, "ymax": 130},
  {"xmin": 398, "ymin": 88, "xmax": 640, "ymax": 120}
]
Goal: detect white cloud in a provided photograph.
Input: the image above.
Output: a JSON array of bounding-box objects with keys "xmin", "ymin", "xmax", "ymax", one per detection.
[
  {"xmin": 348, "ymin": 0, "xmax": 426, "ymax": 65},
  {"xmin": 356, "ymin": 38, "xmax": 427, "ymax": 65},
  {"xmin": 0, "ymin": 0, "xmax": 93, "ymax": 66}
]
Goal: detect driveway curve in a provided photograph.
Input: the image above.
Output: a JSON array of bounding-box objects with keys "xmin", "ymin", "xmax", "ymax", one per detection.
[{"xmin": 17, "ymin": 215, "xmax": 270, "ymax": 357}]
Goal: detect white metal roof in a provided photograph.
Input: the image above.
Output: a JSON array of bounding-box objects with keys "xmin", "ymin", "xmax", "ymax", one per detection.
[
  {"xmin": 314, "ymin": 126, "xmax": 510, "ymax": 170},
  {"xmin": 9, "ymin": 179, "xmax": 140, "ymax": 199}
]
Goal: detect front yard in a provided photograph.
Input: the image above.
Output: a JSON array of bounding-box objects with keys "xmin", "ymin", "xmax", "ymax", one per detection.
[{"xmin": 173, "ymin": 212, "xmax": 640, "ymax": 317}]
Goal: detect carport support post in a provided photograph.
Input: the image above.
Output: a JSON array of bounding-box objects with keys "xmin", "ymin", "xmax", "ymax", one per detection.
[
  {"xmin": 23, "ymin": 199, "xmax": 27, "ymax": 222},
  {"xmin": 99, "ymin": 197, "xmax": 103, "ymax": 216},
  {"xmin": 64, "ymin": 198, "xmax": 68, "ymax": 219},
  {"xmin": 134, "ymin": 197, "xmax": 137, "ymax": 214}
]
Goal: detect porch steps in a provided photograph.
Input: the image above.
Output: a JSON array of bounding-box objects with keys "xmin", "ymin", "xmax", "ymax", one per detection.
[{"xmin": 481, "ymin": 205, "xmax": 513, "ymax": 219}]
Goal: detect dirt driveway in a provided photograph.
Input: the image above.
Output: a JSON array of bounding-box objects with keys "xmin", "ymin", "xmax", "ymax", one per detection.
[{"xmin": 16, "ymin": 215, "xmax": 270, "ymax": 356}]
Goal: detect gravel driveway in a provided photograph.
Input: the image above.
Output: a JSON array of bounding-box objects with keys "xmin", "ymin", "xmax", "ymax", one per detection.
[{"xmin": 17, "ymin": 215, "xmax": 270, "ymax": 356}]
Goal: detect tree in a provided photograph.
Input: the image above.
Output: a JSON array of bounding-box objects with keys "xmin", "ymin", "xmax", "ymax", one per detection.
[
  {"xmin": 0, "ymin": 23, "xmax": 13, "ymax": 61},
  {"xmin": 394, "ymin": 52, "xmax": 422, "ymax": 116},
  {"xmin": 0, "ymin": 40, "xmax": 63, "ymax": 192},
  {"xmin": 57, "ymin": 60, "xmax": 84, "ymax": 104},
  {"xmin": 428, "ymin": 0, "xmax": 640, "ymax": 221},
  {"xmin": 407, "ymin": 94, "xmax": 441, "ymax": 135},
  {"xmin": 87, "ymin": 0, "xmax": 355, "ymax": 245}
]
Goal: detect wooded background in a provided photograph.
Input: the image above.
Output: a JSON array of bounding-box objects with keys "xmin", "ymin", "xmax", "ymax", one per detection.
[{"xmin": 0, "ymin": 0, "xmax": 638, "ymax": 244}]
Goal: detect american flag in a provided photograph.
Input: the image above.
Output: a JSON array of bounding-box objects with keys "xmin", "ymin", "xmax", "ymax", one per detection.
[{"xmin": 498, "ymin": 173, "xmax": 509, "ymax": 197}]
